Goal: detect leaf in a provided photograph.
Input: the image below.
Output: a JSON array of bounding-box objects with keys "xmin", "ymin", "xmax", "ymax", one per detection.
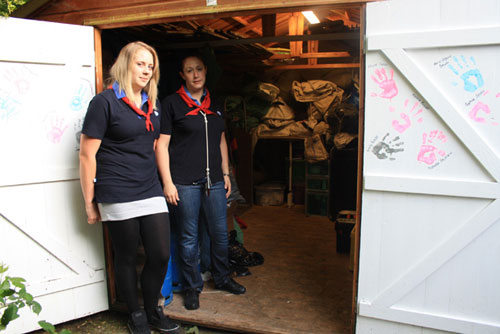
[
  {"xmin": 0, "ymin": 280, "xmax": 10, "ymax": 290},
  {"xmin": 1, "ymin": 304, "xmax": 19, "ymax": 326},
  {"xmin": 8, "ymin": 276, "xmax": 26, "ymax": 289},
  {"xmin": 59, "ymin": 329, "xmax": 72, "ymax": 334},
  {"xmin": 0, "ymin": 264, "xmax": 8, "ymax": 274},
  {"xmin": 38, "ymin": 320, "xmax": 56, "ymax": 334},
  {"xmin": 0, "ymin": 288, "xmax": 15, "ymax": 298},
  {"xmin": 31, "ymin": 300, "xmax": 42, "ymax": 315},
  {"xmin": 19, "ymin": 289, "xmax": 34, "ymax": 302}
]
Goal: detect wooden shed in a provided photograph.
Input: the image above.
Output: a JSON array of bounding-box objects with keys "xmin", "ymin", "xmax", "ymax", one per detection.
[{"xmin": 2, "ymin": 0, "xmax": 500, "ymax": 333}]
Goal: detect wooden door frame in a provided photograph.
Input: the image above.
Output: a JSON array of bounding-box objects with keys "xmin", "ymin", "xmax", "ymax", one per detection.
[
  {"xmin": 91, "ymin": 3, "xmax": 366, "ymax": 331},
  {"xmin": 350, "ymin": 3, "xmax": 365, "ymax": 333}
]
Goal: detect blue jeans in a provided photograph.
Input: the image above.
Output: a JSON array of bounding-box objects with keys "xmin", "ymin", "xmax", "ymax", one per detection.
[{"xmin": 170, "ymin": 181, "xmax": 230, "ymax": 290}]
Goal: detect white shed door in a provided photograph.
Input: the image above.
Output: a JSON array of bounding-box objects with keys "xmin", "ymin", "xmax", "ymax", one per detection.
[
  {"xmin": 358, "ymin": 0, "xmax": 500, "ymax": 333},
  {"xmin": 0, "ymin": 18, "xmax": 107, "ymax": 333}
]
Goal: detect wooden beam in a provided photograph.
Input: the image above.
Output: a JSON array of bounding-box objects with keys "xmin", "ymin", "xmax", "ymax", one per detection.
[
  {"xmin": 28, "ymin": 1, "xmax": 367, "ymax": 29},
  {"xmin": 93, "ymin": 28, "xmax": 103, "ymax": 94},
  {"xmin": 270, "ymin": 63, "xmax": 360, "ymax": 70},
  {"xmin": 307, "ymin": 40, "xmax": 319, "ymax": 65},
  {"xmin": 289, "ymin": 12, "xmax": 304, "ymax": 57},
  {"xmin": 80, "ymin": 1, "xmax": 372, "ymax": 27},
  {"xmin": 162, "ymin": 32, "xmax": 359, "ymax": 49},
  {"xmin": 262, "ymin": 14, "xmax": 276, "ymax": 37},
  {"xmin": 269, "ymin": 51, "xmax": 351, "ymax": 59},
  {"xmin": 11, "ymin": 0, "xmax": 51, "ymax": 18},
  {"xmin": 234, "ymin": 16, "xmax": 263, "ymax": 35}
]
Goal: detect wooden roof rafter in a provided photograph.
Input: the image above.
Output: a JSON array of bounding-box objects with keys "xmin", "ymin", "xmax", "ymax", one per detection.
[
  {"xmin": 327, "ymin": 9, "xmax": 360, "ymax": 27},
  {"xmin": 233, "ymin": 16, "xmax": 263, "ymax": 35}
]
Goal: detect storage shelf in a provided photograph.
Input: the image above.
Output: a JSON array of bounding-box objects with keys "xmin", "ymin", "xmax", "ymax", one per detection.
[{"xmin": 305, "ymin": 160, "xmax": 330, "ymax": 217}]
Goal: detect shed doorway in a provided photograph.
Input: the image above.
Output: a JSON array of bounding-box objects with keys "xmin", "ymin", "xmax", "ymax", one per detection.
[{"xmin": 99, "ymin": 5, "xmax": 363, "ymax": 333}]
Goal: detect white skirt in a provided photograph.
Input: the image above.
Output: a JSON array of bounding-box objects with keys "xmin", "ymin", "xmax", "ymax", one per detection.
[{"xmin": 98, "ymin": 196, "xmax": 168, "ymax": 222}]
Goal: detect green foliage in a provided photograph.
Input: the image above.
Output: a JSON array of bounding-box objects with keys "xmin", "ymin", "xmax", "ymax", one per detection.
[
  {"xmin": 38, "ymin": 321, "xmax": 71, "ymax": 334},
  {"xmin": 0, "ymin": 264, "xmax": 70, "ymax": 333},
  {"xmin": 0, "ymin": 0, "xmax": 29, "ymax": 17}
]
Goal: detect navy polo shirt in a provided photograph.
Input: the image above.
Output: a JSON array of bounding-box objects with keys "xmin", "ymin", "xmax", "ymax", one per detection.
[
  {"xmin": 160, "ymin": 90, "xmax": 225, "ymax": 185},
  {"xmin": 82, "ymin": 86, "xmax": 163, "ymax": 203}
]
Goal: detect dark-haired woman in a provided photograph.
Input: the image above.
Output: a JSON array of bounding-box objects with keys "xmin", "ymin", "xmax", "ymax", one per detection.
[
  {"xmin": 156, "ymin": 53, "xmax": 245, "ymax": 311},
  {"xmin": 79, "ymin": 41, "xmax": 181, "ymax": 334}
]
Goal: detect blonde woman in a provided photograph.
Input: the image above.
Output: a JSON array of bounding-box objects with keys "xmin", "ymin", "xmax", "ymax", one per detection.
[{"xmin": 79, "ymin": 41, "xmax": 181, "ymax": 334}]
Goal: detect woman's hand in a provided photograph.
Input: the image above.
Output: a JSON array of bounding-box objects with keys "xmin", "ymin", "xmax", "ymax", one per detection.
[
  {"xmin": 85, "ymin": 202, "xmax": 101, "ymax": 224},
  {"xmin": 164, "ymin": 182, "xmax": 180, "ymax": 205},
  {"xmin": 224, "ymin": 174, "xmax": 232, "ymax": 199}
]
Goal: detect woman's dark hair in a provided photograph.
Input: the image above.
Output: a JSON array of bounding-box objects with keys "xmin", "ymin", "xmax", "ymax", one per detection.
[{"xmin": 178, "ymin": 50, "xmax": 206, "ymax": 73}]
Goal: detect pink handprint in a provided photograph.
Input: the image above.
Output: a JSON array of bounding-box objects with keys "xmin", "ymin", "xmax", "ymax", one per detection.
[
  {"xmin": 3, "ymin": 67, "xmax": 32, "ymax": 95},
  {"xmin": 391, "ymin": 99, "xmax": 424, "ymax": 133},
  {"xmin": 370, "ymin": 68, "xmax": 398, "ymax": 99},
  {"xmin": 46, "ymin": 115, "xmax": 68, "ymax": 143},
  {"xmin": 469, "ymin": 101, "xmax": 490, "ymax": 123},
  {"xmin": 467, "ymin": 94, "xmax": 498, "ymax": 126},
  {"xmin": 417, "ymin": 130, "xmax": 447, "ymax": 165}
]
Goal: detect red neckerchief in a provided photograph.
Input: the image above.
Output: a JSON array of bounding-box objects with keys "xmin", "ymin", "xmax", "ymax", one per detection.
[
  {"xmin": 176, "ymin": 85, "xmax": 214, "ymax": 116},
  {"xmin": 122, "ymin": 96, "xmax": 154, "ymax": 131},
  {"xmin": 109, "ymin": 86, "xmax": 154, "ymax": 131}
]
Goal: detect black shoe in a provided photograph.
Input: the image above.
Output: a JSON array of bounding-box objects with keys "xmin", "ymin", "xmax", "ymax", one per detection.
[
  {"xmin": 184, "ymin": 289, "xmax": 200, "ymax": 310},
  {"xmin": 215, "ymin": 278, "xmax": 246, "ymax": 295},
  {"xmin": 127, "ymin": 310, "xmax": 151, "ymax": 334},
  {"xmin": 148, "ymin": 306, "xmax": 182, "ymax": 333}
]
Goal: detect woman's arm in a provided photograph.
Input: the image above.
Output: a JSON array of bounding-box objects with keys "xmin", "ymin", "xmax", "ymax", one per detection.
[
  {"xmin": 220, "ymin": 131, "xmax": 231, "ymax": 198},
  {"xmin": 79, "ymin": 134, "xmax": 102, "ymax": 224},
  {"xmin": 156, "ymin": 134, "xmax": 179, "ymax": 205}
]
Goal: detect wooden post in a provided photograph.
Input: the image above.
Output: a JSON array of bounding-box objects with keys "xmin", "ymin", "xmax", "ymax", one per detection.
[{"xmin": 289, "ymin": 12, "xmax": 304, "ymax": 57}]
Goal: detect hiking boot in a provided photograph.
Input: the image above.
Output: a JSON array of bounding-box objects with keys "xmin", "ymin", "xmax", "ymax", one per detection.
[
  {"xmin": 215, "ymin": 278, "xmax": 246, "ymax": 295},
  {"xmin": 127, "ymin": 310, "xmax": 151, "ymax": 334},
  {"xmin": 184, "ymin": 289, "xmax": 200, "ymax": 310},
  {"xmin": 148, "ymin": 306, "xmax": 182, "ymax": 333}
]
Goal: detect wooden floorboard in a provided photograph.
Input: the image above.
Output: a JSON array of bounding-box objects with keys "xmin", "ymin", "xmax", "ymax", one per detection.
[{"xmin": 163, "ymin": 205, "xmax": 353, "ymax": 334}]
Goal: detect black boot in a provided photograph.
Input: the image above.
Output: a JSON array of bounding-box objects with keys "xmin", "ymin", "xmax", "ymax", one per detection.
[{"xmin": 127, "ymin": 310, "xmax": 151, "ymax": 334}]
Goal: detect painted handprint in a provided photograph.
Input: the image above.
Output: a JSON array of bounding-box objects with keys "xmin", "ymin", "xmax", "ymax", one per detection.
[
  {"xmin": 3, "ymin": 66, "xmax": 34, "ymax": 95},
  {"xmin": 370, "ymin": 68, "xmax": 398, "ymax": 99},
  {"xmin": 468, "ymin": 101, "xmax": 498, "ymax": 126},
  {"xmin": 74, "ymin": 118, "xmax": 83, "ymax": 147},
  {"xmin": 417, "ymin": 130, "xmax": 447, "ymax": 165},
  {"xmin": 448, "ymin": 55, "xmax": 484, "ymax": 93},
  {"xmin": 45, "ymin": 114, "xmax": 68, "ymax": 143},
  {"xmin": 390, "ymin": 98, "xmax": 425, "ymax": 133},
  {"xmin": 0, "ymin": 91, "xmax": 21, "ymax": 121},
  {"xmin": 372, "ymin": 133, "xmax": 404, "ymax": 161},
  {"xmin": 70, "ymin": 81, "xmax": 91, "ymax": 111}
]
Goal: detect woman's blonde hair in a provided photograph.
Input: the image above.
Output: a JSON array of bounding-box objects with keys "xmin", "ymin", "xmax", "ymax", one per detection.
[{"xmin": 109, "ymin": 41, "xmax": 160, "ymax": 108}]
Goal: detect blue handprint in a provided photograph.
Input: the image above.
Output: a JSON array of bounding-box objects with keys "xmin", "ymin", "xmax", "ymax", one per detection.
[
  {"xmin": 447, "ymin": 55, "xmax": 484, "ymax": 93},
  {"xmin": 0, "ymin": 92, "xmax": 20, "ymax": 121},
  {"xmin": 70, "ymin": 83, "xmax": 90, "ymax": 111}
]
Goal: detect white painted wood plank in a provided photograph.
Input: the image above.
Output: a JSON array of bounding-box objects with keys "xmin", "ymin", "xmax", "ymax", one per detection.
[
  {"xmin": 366, "ymin": 0, "xmax": 500, "ymax": 36},
  {"xmin": 0, "ymin": 17, "xmax": 94, "ymax": 65},
  {"xmin": 367, "ymin": 27, "xmax": 500, "ymax": 51},
  {"xmin": 0, "ymin": 173, "xmax": 80, "ymax": 188},
  {"xmin": 359, "ymin": 302, "xmax": 500, "ymax": 334},
  {"xmin": 364, "ymin": 175, "xmax": 500, "ymax": 199},
  {"xmin": 1, "ymin": 212, "xmax": 94, "ymax": 277},
  {"xmin": 28, "ymin": 270, "xmax": 106, "ymax": 297},
  {"xmin": 5, "ymin": 282, "xmax": 108, "ymax": 334},
  {"xmin": 372, "ymin": 199, "xmax": 500, "ymax": 308},
  {"xmin": 381, "ymin": 48, "xmax": 500, "ymax": 181}
]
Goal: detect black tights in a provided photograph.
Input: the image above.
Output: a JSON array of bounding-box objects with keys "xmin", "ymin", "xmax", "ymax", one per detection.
[{"xmin": 105, "ymin": 213, "xmax": 170, "ymax": 317}]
